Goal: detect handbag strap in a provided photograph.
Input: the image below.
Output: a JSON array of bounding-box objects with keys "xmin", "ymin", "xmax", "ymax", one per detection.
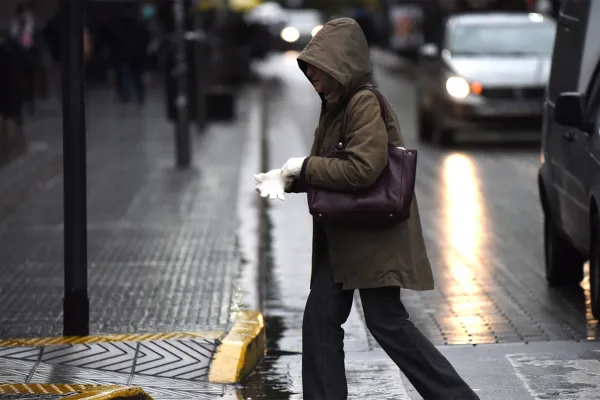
[{"xmin": 339, "ymin": 84, "xmax": 388, "ymax": 147}]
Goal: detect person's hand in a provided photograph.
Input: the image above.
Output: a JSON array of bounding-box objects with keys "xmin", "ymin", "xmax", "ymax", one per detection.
[
  {"xmin": 281, "ymin": 157, "xmax": 307, "ymax": 177},
  {"xmin": 254, "ymin": 169, "xmax": 287, "ymax": 201}
]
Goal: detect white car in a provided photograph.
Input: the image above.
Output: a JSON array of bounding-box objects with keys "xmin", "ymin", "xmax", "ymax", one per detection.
[
  {"xmin": 277, "ymin": 9, "xmax": 325, "ymax": 50},
  {"xmin": 416, "ymin": 12, "xmax": 557, "ymax": 145}
]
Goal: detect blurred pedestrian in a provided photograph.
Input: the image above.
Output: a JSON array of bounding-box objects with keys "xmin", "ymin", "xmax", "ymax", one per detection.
[
  {"xmin": 254, "ymin": 18, "xmax": 480, "ymax": 400},
  {"xmin": 9, "ymin": 0, "xmax": 40, "ymax": 114},
  {"xmin": 354, "ymin": 4, "xmax": 377, "ymax": 47},
  {"xmin": 107, "ymin": 5, "xmax": 150, "ymax": 105}
]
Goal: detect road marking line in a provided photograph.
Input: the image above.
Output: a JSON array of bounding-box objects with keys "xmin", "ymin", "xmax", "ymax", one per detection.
[{"xmin": 507, "ymin": 353, "xmax": 600, "ymax": 399}]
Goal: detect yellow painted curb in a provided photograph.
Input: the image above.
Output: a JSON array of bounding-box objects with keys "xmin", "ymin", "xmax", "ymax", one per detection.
[
  {"xmin": 208, "ymin": 310, "xmax": 266, "ymax": 383},
  {"xmin": 0, "ymin": 383, "xmax": 152, "ymax": 399},
  {"xmin": 0, "ymin": 331, "xmax": 225, "ymax": 347}
]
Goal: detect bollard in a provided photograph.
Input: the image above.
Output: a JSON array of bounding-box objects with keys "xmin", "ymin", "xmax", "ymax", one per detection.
[
  {"xmin": 185, "ymin": 11, "xmax": 208, "ymax": 133},
  {"xmin": 172, "ymin": 0, "xmax": 191, "ymax": 168}
]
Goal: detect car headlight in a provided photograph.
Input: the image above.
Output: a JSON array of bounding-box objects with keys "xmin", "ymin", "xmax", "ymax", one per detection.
[
  {"xmin": 446, "ymin": 77, "xmax": 470, "ymax": 99},
  {"xmin": 281, "ymin": 27, "xmax": 300, "ymax": 43},
  {"xmin": 311, "ymin": 25, "xmax": 323, "ymax": 37}
]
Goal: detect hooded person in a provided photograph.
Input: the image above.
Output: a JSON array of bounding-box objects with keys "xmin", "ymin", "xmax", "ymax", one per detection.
[{"xmin": 254, "ymin": 17, "xmax": 480, "ymax": 399}]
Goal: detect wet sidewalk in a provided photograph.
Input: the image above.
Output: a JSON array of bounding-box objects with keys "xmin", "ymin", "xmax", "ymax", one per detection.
[
  {"xmin": 0, "ymin": 85, "xmax": 265, "ymax": 398},
  {"xmin": 235, "ymin": 54, "xmax": 600, "ymax": 400}
]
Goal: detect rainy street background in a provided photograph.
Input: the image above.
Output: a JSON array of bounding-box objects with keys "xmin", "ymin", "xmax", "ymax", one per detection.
[
  {"xmin": 1, "ymin": 0, "xmax": 600, "ymax": 399},
  {"xmin": 237, "ymin": 49, "xmax": 600, "ymax": 399}
]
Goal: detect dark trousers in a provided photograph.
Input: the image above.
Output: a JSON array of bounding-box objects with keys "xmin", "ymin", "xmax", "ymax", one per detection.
[{"xmin": 302, "ymin": 260, "xmax": 480, "ymax": 400}]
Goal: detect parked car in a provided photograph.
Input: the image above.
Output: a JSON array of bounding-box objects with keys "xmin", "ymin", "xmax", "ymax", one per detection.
[
  {"xmin": 538, "ymin": 0, "xmax": 600, "ymax": 318},
  {"xmin": 416, "ymin": 12, "xmax": 556, "ymax": 145}
]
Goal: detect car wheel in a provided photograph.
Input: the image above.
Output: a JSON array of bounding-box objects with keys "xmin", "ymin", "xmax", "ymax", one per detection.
[
  {"xmin": 418, "ymin": 107, "xmax": 433, "ymax": 143},
  {"xmin": 589, "ymin": 213, "xmax": 600, "ymax": 319},
  {"xmin": 544, "ymin": 213, "xmax": 584, "ymax": 286}
]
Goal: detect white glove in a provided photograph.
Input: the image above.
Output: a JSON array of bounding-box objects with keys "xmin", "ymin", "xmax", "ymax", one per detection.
[
  {"xmin": 281, "ymin": 157, "xmax": 307, "ymax": 177},
  {"xmin": 254, "ymin": 168, "xmax": 287, "ymax": 201}
]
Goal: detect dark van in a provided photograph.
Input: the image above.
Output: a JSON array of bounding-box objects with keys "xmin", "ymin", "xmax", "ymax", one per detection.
[{"xmin": 538, "ymin": 0, "xmax": 600, "ymax": 318}]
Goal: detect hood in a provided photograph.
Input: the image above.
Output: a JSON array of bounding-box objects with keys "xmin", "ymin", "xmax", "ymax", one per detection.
[
  {"xmin": 447, "ymin": 56, "xmax": 551, "ymax": 87},
  {"xmin": 297, "ymin": 17, "xmax": 372, "ymax": 95}
]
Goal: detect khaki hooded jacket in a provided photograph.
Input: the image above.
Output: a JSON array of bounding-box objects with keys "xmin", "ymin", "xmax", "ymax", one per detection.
[{"xmin": 287, "ymin": 17, "xmax": 434, "ymax": 291}]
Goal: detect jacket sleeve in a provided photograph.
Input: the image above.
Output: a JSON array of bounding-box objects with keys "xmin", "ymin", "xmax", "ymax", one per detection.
[
  {"xmin": 299, "ymin": 91, "xmax": 388, "ymax": 191},
  {"xmin": 285, "ymin": 178, "xmax": 307, "ymax": 193},
  {"xmin": 284, "ymin": 126, "xmax": 320, "ymax": 194}
]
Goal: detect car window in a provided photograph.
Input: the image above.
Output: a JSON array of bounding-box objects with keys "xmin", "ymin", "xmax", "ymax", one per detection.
[
  {"xmin": 285, "ymin": 11, "xmax": 323, "ymax": 31},
  {"xmin": 547, "ymin": 16, "xmax": 586, "ymax": 100},
  {"xmin": 586, "ymin": 61, "xmax": 600, "ymax": 115},
  {"xmin": 560, "ymin": 0, "xmax": 590, "ymax": 17},
  {"xmin": 448, "ymin": 22, "xmax": 556, "ymax": 56}
]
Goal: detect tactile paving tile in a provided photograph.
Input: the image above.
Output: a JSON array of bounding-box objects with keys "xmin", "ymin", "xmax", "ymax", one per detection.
[
  {"xmin": 0, "ymin": 350, "xmax": 226, "ymax": 399},
  {"xmin": 0, "ymin": 395, "xmax": 72, "ymax": 399},
  {"xmin": 29, "ymin": 363, "xmax": 130, "ymax": 386},
  {"xmin": 0, "ymin": 348, "xmax": 40, "ymax": 363},
  {"xmin": 39, "ymin": 342, "xmax": 137, "ymax": 373},
  {"xmin": 0, "ymin": 358, "xmax": 36, "ymax": 384},
  {"xmin": 134, "ymin": 339, "xmax": 216, "ymax": 380},
  {"xmin": 0, "ymin": 337, "xmax": 218, "ymax": 390},
  {"xmin": 0, "ymin": 357, "xmax": 230, "ymax": 399}
]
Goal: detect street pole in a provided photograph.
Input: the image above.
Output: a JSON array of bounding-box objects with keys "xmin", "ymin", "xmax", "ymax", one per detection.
[
  {"xmin": 62, "ymin": 0, "xmax": 89, "ymax": 336},
  {"xmin": 173, "ymin": 0, "xmax": 191, "ymax": 168}
]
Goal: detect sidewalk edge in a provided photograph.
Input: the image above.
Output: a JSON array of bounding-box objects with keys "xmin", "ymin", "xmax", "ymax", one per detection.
[
  {"xmin": 0, "ymin": 384, "xmax": 152, "ymax": 399},
  {"xmin": 208, "ymin": 310, "xmax": 266, "ymax": 384}
]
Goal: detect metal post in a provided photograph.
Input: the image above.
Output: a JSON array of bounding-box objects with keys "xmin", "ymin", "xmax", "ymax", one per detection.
[
  {"xmin": 62, "ymin": 0, "xmax": 89, "ymax": 336},
  {"xmin": 208, "ymin": 0, "xmax": 226, "ymax": 86},
  {"xmin": 173, "ymin": 0, "xmax": 191, "ymax": 168}
]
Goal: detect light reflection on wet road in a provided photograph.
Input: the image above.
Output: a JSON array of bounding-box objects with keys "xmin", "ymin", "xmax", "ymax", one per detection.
[{"xmin": 239, "ymin": 50, "xmax": 600, "ymax": 399}]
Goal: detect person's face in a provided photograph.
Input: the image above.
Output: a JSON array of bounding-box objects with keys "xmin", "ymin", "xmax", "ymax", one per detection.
[{"xmin": 306, "ymin": 64, "xmax": 326, "ymax": 93}]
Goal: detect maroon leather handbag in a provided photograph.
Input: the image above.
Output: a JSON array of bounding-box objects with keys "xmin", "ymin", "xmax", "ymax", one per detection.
[{"xmin": 307, "ymin": 85, "xmax": 417, "ymax": 229}]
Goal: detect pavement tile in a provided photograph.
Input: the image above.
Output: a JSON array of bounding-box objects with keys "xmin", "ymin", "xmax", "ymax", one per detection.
[
  {"xmin": 0, "ymin": 86, "xmax": 254, "ymax": 338},
  {"xmin": 29, "ymin": 363, "xmax": 131, "ymax": 386},
  {"xmin": 39, "ymin": 342, "xmax": 137, "ymax": 373},
  {"xmin": 133, "ymin": 339, "xmax": 214, "ymax": 380},
  {"xmin": 0, "ymin": 358, "xmax": 35, "ymax": 384}
]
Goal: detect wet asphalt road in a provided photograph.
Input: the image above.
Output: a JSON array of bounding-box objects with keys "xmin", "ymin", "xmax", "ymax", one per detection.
[{"xmin": 238, "ymin": 50, "xmax": 600, "ymax": 399}]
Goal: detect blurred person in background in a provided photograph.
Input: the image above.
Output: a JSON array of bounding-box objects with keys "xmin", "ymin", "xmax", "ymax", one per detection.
[
  {"xmin": 353, "ymin": 3, "xmax": 377, "ymax": 47},
  {"xmin": 9, "ymin": 0, "xmax": 40, "ymax": 114},
  {"xmin": 107, "ymin": 4, "xmax": 150, "ymax": 105},
  {"xmin": 140, "ymin": 2, "xmax": 161, "ymax": 72},
  {"xmin": 254, "ymin": 17, "xmax": 480, "ymax": 400}
]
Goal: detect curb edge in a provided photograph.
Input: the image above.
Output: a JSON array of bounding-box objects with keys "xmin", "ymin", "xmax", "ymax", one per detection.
[{"xmin": 208, "ymin": 310, "xmax": 266, "ymax": 384}]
